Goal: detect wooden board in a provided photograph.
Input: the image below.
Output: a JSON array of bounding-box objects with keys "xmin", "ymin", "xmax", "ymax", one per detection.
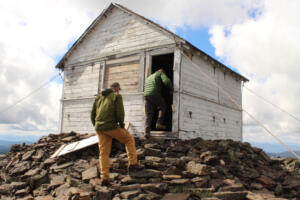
[
  {"xmin": 104, "ymin": 62, "xmax": 140, "ymax": 92},
  {"xmin": 52, "ymin": 123, "xmax": 131, "ymax": 158},
  {"xmin": 150, "ymin": 131, "xmax": 178, "ymax": 138}
]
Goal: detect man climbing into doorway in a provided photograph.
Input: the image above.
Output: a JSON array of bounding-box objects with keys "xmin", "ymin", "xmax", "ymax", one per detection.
[
  {"xmin": 91, "ymin": 82, "xmax": 139, "ymax": 186},
  {"xmin": 144, "ymin": 69, "xmax": 173, "ymax": 138}
]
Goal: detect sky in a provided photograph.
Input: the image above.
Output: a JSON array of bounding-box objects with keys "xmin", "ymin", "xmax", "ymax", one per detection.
[{"xmin": 0, "ymin": 0, "xmax": 300, "ymax": 151}]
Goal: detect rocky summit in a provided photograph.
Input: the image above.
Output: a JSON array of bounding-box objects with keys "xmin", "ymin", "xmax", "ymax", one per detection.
[{"xmin": 0, "ymin": 132, "xmax": 300, "ymax": 200}]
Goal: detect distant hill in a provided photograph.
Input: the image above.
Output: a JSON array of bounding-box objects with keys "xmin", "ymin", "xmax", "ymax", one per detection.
[
  {"xmin": 0, "ymin": 140, "xmax": 34, "ymax": 154},
  {"xmin": 250, "ymin": 142, "xmax": 300, "ymax": 153},
  {"xmin": 0, "ymin": 134, "xmax": 42, "ymax": 154},
  {"xmin": 268, "ymin": 150, "xmax": 300, "ymax": 158}
]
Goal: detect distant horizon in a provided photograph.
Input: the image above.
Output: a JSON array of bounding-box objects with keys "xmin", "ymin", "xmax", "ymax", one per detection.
[{"xmin": 0, "ymin": 132, "xmax": 299, "ymax": 155}]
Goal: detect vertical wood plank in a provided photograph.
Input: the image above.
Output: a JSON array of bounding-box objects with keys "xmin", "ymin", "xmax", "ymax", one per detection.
[
  {"xmin": 97, "ymin": 63, "xmax": 102, "ymax": 94},
  {"xmin": 145, "ymin": 53, "xmax": 151, "ymax": 77},
  {"xmin": 172, "ymin": 48, "xmax": 181, "ymax": 133},
  {"xmin": 59, "ymin": 100, "xmax": 64, "ymax": 133},
  {"xmin": 139, "ymin": 52, "xmax": 145, "ymax": 92},
  {"xmin": 101, "ymin": 61, "xmax": 106, "ymax": 90}
]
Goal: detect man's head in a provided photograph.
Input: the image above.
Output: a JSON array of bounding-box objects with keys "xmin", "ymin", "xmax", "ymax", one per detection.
[
  {"xmin": 110, "ymin": 82, "xmax": 121, "ymax": 93},
  {"xmin": 158, "ymin": 69, "xmax": 166, "ymax": 74}
]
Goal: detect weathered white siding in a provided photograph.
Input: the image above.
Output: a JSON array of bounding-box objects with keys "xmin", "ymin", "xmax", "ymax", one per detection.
[
  {"xmin": 62, "ymin": 98, "xmax": 95, "ymax": 133},
  {"xmin": 179, "ymin": 55, "xmax": 242, "ymax": 141},
  {"xmin": 181, "ymin": 55, "xmax": 241, "ymax": 109},
  {"xmin": 62, "ymin": 94, "xmax": 145, "ymax": 135},
  {"xmin": 63, "ymin": 63, "xmax": 101, "ymax": 99},
  {"xmin": 61, "ymin": 62, "xmax": 101, "ymax": 133},
  {"xmin": 65, "ymin": 7, "xmax": 174, "ymax": 65},
  {"xmin": 59, "ymin": 5, "xmax": 245, "ymax": 140},
  {"xmin": 179, "ymin": 94, "xmax": 242, "ymax": 141},
  {"xmin": 123, "ymin": 94, "xmax": 145, "ymax": 136},
  {"xmin": 60, "ymin": 7, "xmax": 175, "ymax": 134},
  {"xmin": 181, "ymin": 56, "xmax": 218, "ymax": 102},
  {"xmin": 217, "ymin": 68, "xmax": 242, "ymax": 109},
  {"xmin": 62, "ymin": 53, "xmax": 145, "ymax": 134}
]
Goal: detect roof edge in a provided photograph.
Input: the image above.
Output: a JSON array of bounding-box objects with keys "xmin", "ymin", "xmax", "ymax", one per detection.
[
  {"xmin": 55, "ymin": 3, "xmax": 249, "ymax": 82},
  {"xmin": 55, "ymin": 3, "xmax": 115, "ymax": 69}
]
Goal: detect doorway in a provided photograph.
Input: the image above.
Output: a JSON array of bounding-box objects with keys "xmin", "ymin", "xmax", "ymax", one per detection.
[{"xmin": 150, "ymin": 53, "xmax": 174, "ymax": 132}]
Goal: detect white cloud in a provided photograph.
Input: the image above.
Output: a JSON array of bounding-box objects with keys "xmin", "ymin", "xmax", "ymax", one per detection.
[
  {"xmin": 209, "ymin": 0, "xmax": 300, "ymax": 144},
  {"xmin": 0, "ymin": 0, "xmax": 261, "ymax": 137},
  {"xmin": 3, "ymin": 0, "xmax": 293, "ymax": 147},
  {"xmin": 0, "ymin": 0, "xmax": 98, "ymax": 136},
  {"xmin": 71, "ymin": 0, "xmax": 263, "ymax": 30}
]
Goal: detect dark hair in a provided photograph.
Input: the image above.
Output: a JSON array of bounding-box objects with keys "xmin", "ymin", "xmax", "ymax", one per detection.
[
  {"xmin": 110, "ymin": 82, "xmax": 121, "ymax": 89},
  {"xmin": 158, "ymin": 69, "xmax": 165, "ymax": 73}
]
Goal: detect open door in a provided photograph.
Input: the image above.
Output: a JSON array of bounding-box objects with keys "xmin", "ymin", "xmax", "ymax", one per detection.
[{"xmin": 150, "ymin": 53, "xmax": 174, "ymax": 132}]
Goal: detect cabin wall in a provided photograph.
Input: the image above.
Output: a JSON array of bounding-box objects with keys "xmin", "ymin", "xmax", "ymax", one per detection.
[
  {"xmin": 104, "ymin": 57, "xmax": 140, "ymax": 93},
  {"xmin": 61, "ymin": 53, "xmax": 146, "ymax": 135},
  {"xmin": 62, "ymin": 94, "xmax": 145, "ymax": 134},
  {"xmin": 65, "ymin": 7, "xmax": 174, "ymax": 66},
  {"xmin": 179, "ymin": 54, "xmax": 242, "ymax": 141},
  {"xmin": 61, "ymin": 62, "xmax": 101, "ymax": 133},
  {"xmin": 63, "ymin": 63, "xmax": 101, "ymax": 99},
  {"xmin": 60, "ymin": 7, "xmax": 175, "ymax": 134},
  {"xmin": 179, "ymin": 93, "xmax": 242, "ymax": 141},
  {"xmin": 123, "ymin": 94, "xmax": 145, "ymax": 136},
  {"xmin": 59, "ymin": 6, "xmax": 245, "ymax": 139},
  {"xmin": 62, "ymin": 98, "xmax": 95, "ymax": 133}
]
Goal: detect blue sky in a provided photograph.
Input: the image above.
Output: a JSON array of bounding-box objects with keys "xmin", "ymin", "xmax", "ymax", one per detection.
[
  {"xmin": 176, "ymin": 27, "xmax": 216, "ymax": 60},
  {"xmin": 1, "ymin": 0, "xmax": 300, "ymax": 154}
]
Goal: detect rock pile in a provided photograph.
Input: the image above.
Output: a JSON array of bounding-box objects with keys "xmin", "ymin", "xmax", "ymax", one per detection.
[{"xmin": 0, "ymin": 132, "xmax": 300, "ymax": 200}]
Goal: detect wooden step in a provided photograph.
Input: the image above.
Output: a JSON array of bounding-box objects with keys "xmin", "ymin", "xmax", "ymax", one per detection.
[{"xmin": 150, "ymin": 131, "xmax": 178, "ymax": 138}]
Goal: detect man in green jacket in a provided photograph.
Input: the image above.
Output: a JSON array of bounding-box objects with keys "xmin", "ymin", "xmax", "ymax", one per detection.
[
  {"xmin": 91, "ymin": 82, "xmax": 138, "ymax": 186},
  {"xmin": 144, "ymin": 69, "xmax": 173, "ymax": 138}
]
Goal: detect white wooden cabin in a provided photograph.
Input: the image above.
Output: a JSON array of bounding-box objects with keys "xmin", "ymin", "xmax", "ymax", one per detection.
[{"xmin": 56, "ymin": 3, "xmax": 248, "ymax": 141}]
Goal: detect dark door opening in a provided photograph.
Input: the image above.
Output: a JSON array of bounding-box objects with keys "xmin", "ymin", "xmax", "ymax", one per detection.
[{"xmin": 151, "ymin": 53, "xmax": 174, "ymax": 132}]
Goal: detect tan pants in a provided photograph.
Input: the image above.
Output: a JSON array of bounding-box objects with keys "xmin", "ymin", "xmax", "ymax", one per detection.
[{"xmin": 96, "ymin": 127, "xmax": 137, "ymax": 180}]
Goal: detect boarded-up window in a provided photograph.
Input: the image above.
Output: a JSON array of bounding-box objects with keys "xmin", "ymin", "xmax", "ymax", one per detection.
[{"xmin": 104, "ymin": 56, "xmax": 140, "ymax": 92}]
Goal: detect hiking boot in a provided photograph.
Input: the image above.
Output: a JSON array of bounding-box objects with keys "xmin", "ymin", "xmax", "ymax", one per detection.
[
  {"xmin": 128, "ymin": 164, "xmax": 143, "ymax": 176},
  {"xmin": 144, "ymin": 132, "xmax": 150, "ymax": 139},
  {"xmin": 156, "ymin": 123, "xmax": 166, "ymax": 130},
  {"xmin": 100, "ymin": 179, "xmax": 111, "ymax": 187}
]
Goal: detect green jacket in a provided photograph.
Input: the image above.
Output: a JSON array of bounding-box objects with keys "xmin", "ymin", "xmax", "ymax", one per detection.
[
  {"xmin": 90, "ymin": 89, "xmax": 125, "ymax": 131},
  {"xmin": 144, "ymin": 71, "xmax": 173, "ymax": 96}
]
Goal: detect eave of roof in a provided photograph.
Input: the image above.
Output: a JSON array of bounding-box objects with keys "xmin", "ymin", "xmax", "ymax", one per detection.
[
  {"xmin": 55, "ymin": 3, "xmax": 249, "ymax": 82},
  {"xmin": 55, "ymin": 3, "xmax": 115, "ymax": 70}
]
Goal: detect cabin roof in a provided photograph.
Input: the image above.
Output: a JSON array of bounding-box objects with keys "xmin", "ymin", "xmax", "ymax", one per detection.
[{"xmin": 55, "ymin": 3, "xmax": 249, "ymax": 82}]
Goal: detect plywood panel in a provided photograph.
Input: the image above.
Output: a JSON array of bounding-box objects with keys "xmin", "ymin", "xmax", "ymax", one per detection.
[{"xmin": 104, "ymin": 62, "xmax": 140, "ymax": 92}]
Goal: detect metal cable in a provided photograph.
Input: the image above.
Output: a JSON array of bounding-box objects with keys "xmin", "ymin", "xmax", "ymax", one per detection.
[
  {"xmin": 0, "ymin": 74, "xmax": 60, "ymax": 115},
  {"xmin": 244, "ymin": 85, "xmax": 300, "ymax": 122}
]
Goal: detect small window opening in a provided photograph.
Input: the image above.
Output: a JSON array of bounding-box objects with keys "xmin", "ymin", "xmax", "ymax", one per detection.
[
  {"xmin": 213, "ymin": 116, "xmax": 216, "ymax": 123},
  {"xmin": 189, "ymin": 111, "xmax": 192, "ymax": 119},
  {"xmin": 223, "ymin": 118, "xmax": 226, "ymax": 124}
]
